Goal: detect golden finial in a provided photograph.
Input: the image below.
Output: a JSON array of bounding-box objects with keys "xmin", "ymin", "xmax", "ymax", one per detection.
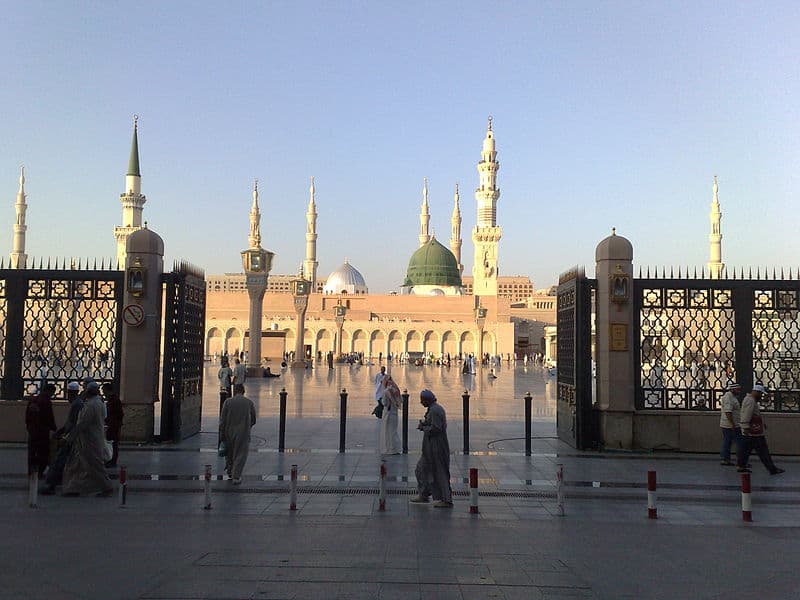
[
  {"xmin": 487, "ymin": 115, "xmax": 493, "ymax": 131},
  {"xmin": 133, "ymin": 114, "xmax": 139, "ymax": 129},
  {"xmin": 612, "ymin": 227, "xmax": 616, "ymax": 235}
]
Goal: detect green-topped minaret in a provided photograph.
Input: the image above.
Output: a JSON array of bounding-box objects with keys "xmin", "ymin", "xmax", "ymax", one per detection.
[{"xmin": 114, "ymin": 115, "xmax": 147, "ymax": 267}]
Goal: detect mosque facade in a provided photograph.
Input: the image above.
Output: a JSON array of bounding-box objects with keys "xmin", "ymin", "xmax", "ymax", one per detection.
[{"xmin": 204, "ymin": 118, "xmax": 557, "ymax": 360}]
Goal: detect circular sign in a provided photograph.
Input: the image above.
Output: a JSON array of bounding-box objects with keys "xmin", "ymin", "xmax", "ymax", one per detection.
[{"xmin": 122, "ymin": 303, "xmax": 145, "ymax": 327}]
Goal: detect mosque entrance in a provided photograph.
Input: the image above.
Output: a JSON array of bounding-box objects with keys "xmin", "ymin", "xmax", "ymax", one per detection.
[{"xmin": 556, "ymin": 268, "xmax": 597, "ymax": 449}]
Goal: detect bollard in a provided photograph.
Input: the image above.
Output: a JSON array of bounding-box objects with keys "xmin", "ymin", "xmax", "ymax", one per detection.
[
  {"xmin": 379, "ymin": 461, "xmax": 387, "ymax": 511},
  {"xmin": 118, "ymin": 465, "xmax": 127, "ymax": 508},
  {"xmin": 647, "ymin": 470, "xmax": 657, "ymax": 519},
  {"xmin": 556, "ymin": 464, "xmax": 564, "ymax": 516},
  {"xmin": 28, "ymin": 471, "xmax": 38, "ymax": 509},
  {"xmin": 741, "ymin": 472, "xmax": 752, "ymax": 522},
  {"xmin": 278, "ymin": 387, "xmax": 288, "ymax": 452},
  {"xmin": 469, "ymin": 468, "xmax": 479, "ymax": 514},
  {"xmin": 289, "ymin": 464, "xmax": 298, "ymax": 511},
  {"xmin": 524, "ymin": 392, "xmax": 532, "ymax": 457},
  {"xmin": 203, "ymin": 464, "xmax": 212, "ymax": 510},
  {"xmin": 462, "ymin": 390, "xmax": 470, "ymax": 455},
  {"xmin": 401, "ymin": 389, "xmax": 409, "ymax": 454},
  {"xmin": 339, "ymin": 388, "xmax": 348, "ymax": 453}
]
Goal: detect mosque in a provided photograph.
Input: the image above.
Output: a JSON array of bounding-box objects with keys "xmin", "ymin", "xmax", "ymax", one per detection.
[{"xmin": 204, "ymin": 118, "xmax": 557, "ymax": 361}]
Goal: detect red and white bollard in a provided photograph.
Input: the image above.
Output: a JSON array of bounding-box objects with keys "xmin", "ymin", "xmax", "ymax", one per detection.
[
  {"xmin": 556, "ymin": 464, "xmax": 564, "ymax": 516},
  {"xmin": 469, "ymin": 468, "xmax": 479, "ymax": 514},
  {"xmin": 647, "ymin": 470, "xmax": 657, "ymax": 519},
  {"xmin": 28, "ymin": 471, "xmax": 38, "ymax": 509},
  {"xmin": 741, "ymin": 472, "xmax": 752, "ymax": 522},
  {"xmin": 203, "ymin": 464, "xmax": 212, "ymax": 510},
  {"xmin": 289, "ymin": 464, "xmax": 298, "ymax": 511},
  {"xmin": 378, "ymin": 461, "xmax": 387, "ymax": 511},
  {"xmin": 118, "ymin": 465, "xmax": 127, "ymax": 508}
]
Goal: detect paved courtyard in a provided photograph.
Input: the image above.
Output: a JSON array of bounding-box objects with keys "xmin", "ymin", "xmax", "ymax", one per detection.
[{"xmin": 2, "ymin": 363, "xmax": 799, "ymax": 599}]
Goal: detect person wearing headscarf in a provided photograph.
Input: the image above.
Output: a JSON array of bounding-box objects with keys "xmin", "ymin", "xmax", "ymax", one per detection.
[
  {"xmin": 102, "ymin": 383, "xmax": 124, "ymax": 468},
  {"xmin": 61, "ymin": 382, "xmax": 113, "ymax": 497},
  {"xmin": 410, "ymin": 389, "xmax": 452, "ymax": 507},
  {"xmin": 380, "ymin": 375, "xmax": 402, "ymax": 455},
  {"xmin": 219, "ymin": 383, "xmax": 256, "ymax": 485},
  {"xmin": 25, "ymin": 383, "xmax": 57, "ymax": 477},
  {"xmin": 41, "ymin": 382, "xmax": 83, "ymax": 494}
]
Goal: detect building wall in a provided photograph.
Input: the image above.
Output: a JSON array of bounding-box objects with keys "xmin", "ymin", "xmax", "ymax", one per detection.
[{"xmin": 205, "ymin": 290, "xmax": 521, "ymax": 359}]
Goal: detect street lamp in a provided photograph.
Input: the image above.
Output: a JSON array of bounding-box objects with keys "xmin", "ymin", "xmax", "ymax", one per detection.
[
  {"xmin": 241, "ymin": 246, "xmax": 275, "ymax": 377},
  {"xmin": 334, "ymin": 302, "xmax": 347, "ymax": 359},
  {"xmin": 291, "ymin": 272, "xmax": 311, "ymax": 367}
]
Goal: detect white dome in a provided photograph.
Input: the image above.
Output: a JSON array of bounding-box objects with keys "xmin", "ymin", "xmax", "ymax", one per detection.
[{"xmin": 323, "ymin": 260, "xmax": 368, "ymax": 294}]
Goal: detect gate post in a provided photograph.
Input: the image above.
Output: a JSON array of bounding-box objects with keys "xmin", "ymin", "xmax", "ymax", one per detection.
[
  {"xmin": 119, "ymin": 228, "xmax": 164, "ymax": 442},
  {"xmin": 595, "ymin": 229, "xmax": 635, "ymax": 449}
]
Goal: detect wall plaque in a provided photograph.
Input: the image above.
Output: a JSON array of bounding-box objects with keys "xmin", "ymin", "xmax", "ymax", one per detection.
[{"xmin": 610, "ymin": 323, "xmax": 628, "ymax": 351}]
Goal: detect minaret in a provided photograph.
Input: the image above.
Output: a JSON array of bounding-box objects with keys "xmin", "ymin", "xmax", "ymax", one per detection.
[
  {"xmin": 303, "ymin": 176, "xmax": 319, "ymax": 290},
  {"xmin": 247, "ymin": 179, "xmax": 262, "ymax": 249},
  {"xmin": 114, "ymin": 116, "xmax": 147, "ymax": 267},
  {"xmin": 419, "ymin": 177, "xmax": 431, "ymax": 247},
  {"xmin": 708, "ymin": 175, "xmax": 724, "ymax": 279},
  {"xmin": 472, "ymin": 116, "xmax": 502, "ymax": 296},
  {"xmin": 450, "ymin": 182, "xmax": 463, "ymax": 275},
  {"xmin": 10, "ymin": 166, "xmax": 28, "ymax": 269}
]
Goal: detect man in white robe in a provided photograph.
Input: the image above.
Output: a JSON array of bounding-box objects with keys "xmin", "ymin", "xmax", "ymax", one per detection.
[
  {"xmin": 380, "ymin": 375, "xmax": 402, "ymax": 455},
  {"xmin": 220, "ymin": 384, "xmax": 256, "ymax": 485},
  {"xmin": 62, "ymin": 382, "xmax": 113, "ymax": 497}
]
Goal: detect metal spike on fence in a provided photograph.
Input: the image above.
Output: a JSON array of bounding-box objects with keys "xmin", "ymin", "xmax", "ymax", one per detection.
[
  {"xmin": 692, "ymin": 266, "xmax": 697, "ymax": 279},
  {"xmin": 0, "ymin": 256, "xmax": 4, "ymax": 268},
  {"xmin": 748, "ymin": 267, "xmax": 752, "ymax": 279},
  {"xmin": 637, "ymin": 265, "xmax": 641, "ymax": 278}
]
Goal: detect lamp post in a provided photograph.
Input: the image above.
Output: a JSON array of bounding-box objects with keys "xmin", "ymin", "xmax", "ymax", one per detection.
[
  {"xmin": 241, "ymin": 247, "xmax": 274, "ymax": 377},
  {"xmin": 334, "ymin": 303, "xmax": 347, "ymax": 359},
  {"xmin": 291, "ymin": 274, "xmax": 311, "ymax": 367},
  {"xmin": 476, "ymin": 305, "xmax": 487, "ymax": 364}
]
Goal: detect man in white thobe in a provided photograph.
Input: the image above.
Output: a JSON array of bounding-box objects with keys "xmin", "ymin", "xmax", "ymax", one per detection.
[{"xmin": 220, "ymin": 384, "xmax": 256, "ymax": 485}]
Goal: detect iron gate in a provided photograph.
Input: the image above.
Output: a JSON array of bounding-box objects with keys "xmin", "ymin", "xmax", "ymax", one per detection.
[
  {"xmin": 160, "ymin": 262, "xmax": 206, "ymax": 441},
  {"xmin": 635, "ymin": 274, "xmax": 800, "ymax": 412},
  {"xmin": 556, "ymin": 268, "xmax": 596, "ymax": 449},
  {"xmin": 0, "ymin": 264, "xmax": 123, "ymax": 399}
]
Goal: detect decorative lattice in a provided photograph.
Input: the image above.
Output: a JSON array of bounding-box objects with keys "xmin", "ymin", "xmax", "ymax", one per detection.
[
  {"xmin": 639, "ymin": 287, "xmax": 736, "ymax": 410},
  {"xmin": 752, "ymin": 289, "xmax": 800, "ymax": 411},
  {"xmin": 21, "ymin": 278, "xmax": 119, "ymax": 395},
  {"xmin": 0, "ymin": 279, "xmax": 6, "ymax": 378}
]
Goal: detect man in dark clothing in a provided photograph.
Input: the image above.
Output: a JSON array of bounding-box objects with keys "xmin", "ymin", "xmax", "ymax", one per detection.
[
  {"xmin": 410, "ymin": 389, "xmax": 453, "ymax": 508},
  {"xmin": 26, "ymin": 383, "xmax": 57, "ymax": 477},
  {"xmin": 42, "ymin": 382, "xmax": 83, "ymax": 494},
  {"xmin": 102, "ymin": 383, "xmax": 124, "ymax": 468}
]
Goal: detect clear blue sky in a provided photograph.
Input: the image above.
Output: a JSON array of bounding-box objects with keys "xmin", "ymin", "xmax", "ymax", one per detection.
[{"xmin": 1, "ymin": 2, "xmax": 798, "ymax": 292}]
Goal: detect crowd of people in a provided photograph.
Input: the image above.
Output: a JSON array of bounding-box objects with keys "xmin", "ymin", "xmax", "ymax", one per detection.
[{"xmin": 25, "ymin": 377, "xmax": 124, "ymax": 497}]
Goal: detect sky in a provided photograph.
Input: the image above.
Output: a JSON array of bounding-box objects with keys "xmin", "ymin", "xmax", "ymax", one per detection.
[{"xmin": 1, "ymin": 2, "xmax": 799, "ymax": 292}]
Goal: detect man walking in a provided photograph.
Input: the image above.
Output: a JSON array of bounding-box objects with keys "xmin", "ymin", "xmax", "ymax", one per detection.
[
  {"xmin": 719, "ymin": 381, "xmax": 742, "ymax": 466},
  {"xmin": 410, "ymin": 389, "xmax": 453, "ymax": 508},
  {"xmin": 41, "ymin": 382, "xmax": 83, "ymax": 494},
  {"xmin": 218, "ymin": 358, "xmax": 233, "ymax": 414},
  {"xmin": 26, "ymin": 383, "xmax": 57, "ymax": 478},
  {"xmin": 232, "ymin": 357, "xmax": 247, "ymax": 387},
  {"xmin": 219, "ymin": 383, "xmax": 256, "ymax": 485},
  {"xmin": 738, "ymin": 384, "xmax": 784, "ymax": 475}
]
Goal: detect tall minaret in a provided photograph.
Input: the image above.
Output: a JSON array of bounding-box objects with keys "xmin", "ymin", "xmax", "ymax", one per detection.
[
  {"xmin": 114, "ymin": 116, "xmax": 147, "ymax": 267},
  {"xmin": 10, "ymin": 166, "xmax": 28, "ymax": 269},
  {"xmin": 248, "ymin": 179, "xmax": 261, "ymax": 249},
  {"xmin": 472, "ymin": 116, "xmax": 502, "ymax": 296},
  {"xmin": 450, "ymin": 182, "xmax": 463, "ymax": 275},
  {"xmin": 708, "ymin": 175, "xmax": 724, "ymax": 279},
  {"xmin": 303, "ymin": 176, "xmax": 319, "ymax": 290},
  {"xmin": 419, "ymin": 177, "xmax": 431, "ymax": 247}
]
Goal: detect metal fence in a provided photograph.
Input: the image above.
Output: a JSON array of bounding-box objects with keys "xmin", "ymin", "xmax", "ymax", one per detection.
[
  {"xmin": 0, "ymin": 262, "xmax": 123, "ymax": 399},
  {"xmin": 634, "ymin": 271, "xmax": 800, "ymax": 412}
]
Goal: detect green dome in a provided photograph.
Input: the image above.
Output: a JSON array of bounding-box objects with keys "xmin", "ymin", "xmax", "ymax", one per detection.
[{"xmin": 404, "ymin": 237, "xmax": 462, "ymax": 288}]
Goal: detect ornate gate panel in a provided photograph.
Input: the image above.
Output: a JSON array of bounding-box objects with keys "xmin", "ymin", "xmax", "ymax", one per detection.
[
  {"xmin": 160, "ymin": 263, "xmax": 206, "ymax": 441},
  {"xmin": 556, "ymin": 268, "xmax": 596, "ymax": 449}
]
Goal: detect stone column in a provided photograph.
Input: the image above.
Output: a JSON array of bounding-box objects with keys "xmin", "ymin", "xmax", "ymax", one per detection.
[
  {"xmin": 119, "ymin": 228, "xmax": 164, "ymax": 442},
  {"xmin": 292, "ymin": 295, "xmax": 309, "ymax": 367},
  {"xmin": 595, "ymin": 230, "xmax": 635, "ymax": 449},
  {"xmin": 246, "ymin": 279, "xmax": 267, "ymax": 376}
]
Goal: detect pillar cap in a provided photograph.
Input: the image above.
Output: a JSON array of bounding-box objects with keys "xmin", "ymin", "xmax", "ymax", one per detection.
[
  {"xmin": 127, "ymin": 227, "xmax": 164, "ymax": 255},
  {"xmin": 595, "ymin": 228, "xmax": 633, "ymax": 262}
]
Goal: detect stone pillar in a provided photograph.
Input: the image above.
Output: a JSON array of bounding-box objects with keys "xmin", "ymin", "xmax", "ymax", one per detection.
[
  {"xmin": 292, "ymin": 297, "xmax": 309, "ymax": 367},
  {"xmin": 246, "ymin": 282, "xmax": 267, "ymax": 375},
  {"xmin": 119, "ymin": 228, "xmax": 164, "ymax": 442},
  {"xmin": 595, "ymin": 230, "xmax": 635, "ymax": 449}
]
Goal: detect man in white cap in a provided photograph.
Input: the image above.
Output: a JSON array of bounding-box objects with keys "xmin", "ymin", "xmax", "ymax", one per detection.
[
  {"xmin": 719, "ymin": 381, "xmax": 742, "ymax": 466},
  {"xmin": 737, "ymin": 384, "xmax": 784, "ymax": 475}
]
